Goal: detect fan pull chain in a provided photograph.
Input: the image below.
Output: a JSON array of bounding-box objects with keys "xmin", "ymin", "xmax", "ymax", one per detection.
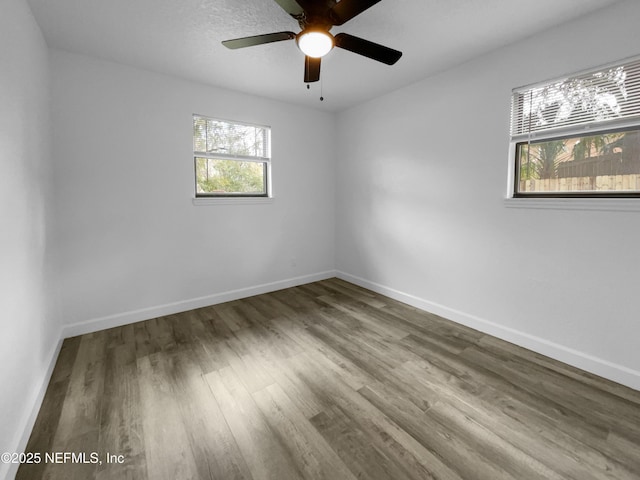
[{"xmin": 304, "ymin": 74, "xmax": 324, "ymax": 101}]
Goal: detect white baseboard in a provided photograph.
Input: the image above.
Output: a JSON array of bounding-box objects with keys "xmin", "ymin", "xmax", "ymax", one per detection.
[
  {"xmin": 61, "ymin": 270, "xmax": 337, "ymax": 339},
  {"xmin": 336, "ymin": 271, "xmax": 640, "ymax": 392},
  {"xmin": 3, "ymin": 335, "xmax": 64, "ymax": 480}
]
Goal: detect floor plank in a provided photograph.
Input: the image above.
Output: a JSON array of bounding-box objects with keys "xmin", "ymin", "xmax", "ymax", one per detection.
[
  {"xmin": 137, "ymin": 353, "xmax": 200, "ymax": 480},
  {"xmin": 96, "ymin": 341, "xmax": 146, "ymax": 480},
  {"xmin": 252, "ymin": 383, "xmax": 357, "ymax": 480},
  {"xmin": 205, "ymin": 368, "xmax": 303, "ymax": 480}
]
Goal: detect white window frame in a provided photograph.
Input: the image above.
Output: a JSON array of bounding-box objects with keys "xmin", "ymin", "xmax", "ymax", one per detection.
[
  {"xmin": 506, "ymin": 55, "xmax": 640, "ymax": 210},
  {"xmin": 192, "ymin": 114, "xmax": 272, "ymax": 204}
]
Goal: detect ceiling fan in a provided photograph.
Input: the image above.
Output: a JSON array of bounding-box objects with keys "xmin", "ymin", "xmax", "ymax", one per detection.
[{"xmin": 222, "ymin": 0, "xmax": 402, "ymax": 83}]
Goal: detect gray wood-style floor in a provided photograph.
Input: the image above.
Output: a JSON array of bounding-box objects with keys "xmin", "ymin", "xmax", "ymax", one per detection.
[{"xmin": 17, "ymin": 278, "xmax": 640, "ymax": 480}]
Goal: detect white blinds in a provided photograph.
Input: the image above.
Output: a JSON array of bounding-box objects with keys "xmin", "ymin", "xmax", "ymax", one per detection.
[
  {"xmin": 193, "ymin": 115, "xmax": 270, "ymax": 162},
  {"xmin": 510, "ymin": 56, "xmax": 640, "ymax": 141}
]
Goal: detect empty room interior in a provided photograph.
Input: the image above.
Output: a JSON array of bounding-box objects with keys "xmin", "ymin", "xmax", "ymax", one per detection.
[{"xmin": 2, "ymin": 0, "xmax": 640, "ymax": 478}]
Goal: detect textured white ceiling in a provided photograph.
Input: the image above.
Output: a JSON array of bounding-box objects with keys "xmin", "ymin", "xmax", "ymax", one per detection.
[{"xmin": 27, "ymin": 0, "xmax": 620, "ymax": 111}]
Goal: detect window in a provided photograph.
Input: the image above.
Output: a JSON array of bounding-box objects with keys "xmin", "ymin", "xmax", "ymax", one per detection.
[
  {"xmin": 510, "ymin": 57, "xmax": 640, "ymax": 197},
  {"xmin": 193, "ymin": 115, "xmax": 271, "ymax": 197}
]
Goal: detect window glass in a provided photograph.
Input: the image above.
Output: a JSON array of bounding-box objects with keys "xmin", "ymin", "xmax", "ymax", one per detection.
[
  {"xmin": 195, "ymin": 158, "xmax": 266, "ymax": 195},
  {"xmin": 516, "ymin": 129, "xmax": 640, "ymax": 195}
]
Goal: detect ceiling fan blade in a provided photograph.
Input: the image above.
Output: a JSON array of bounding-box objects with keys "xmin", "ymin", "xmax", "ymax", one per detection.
[
  {"xmin": 334, "ymin": 33, "xmax": 402, "ymax": 65},
  {"xmin": 272, "ymin": 0, "xmax": 305, "ymax": 16},
  {"xmin": 329, "ymin": 0, "xmax": 381, "ymax": 25},
  {"xmin": 304, "ymin": 56, "xmax": 321, "ymax": 83},
  {"xmin": 222, "ymin": 31, "xmax": 295, "ymax": 49}
]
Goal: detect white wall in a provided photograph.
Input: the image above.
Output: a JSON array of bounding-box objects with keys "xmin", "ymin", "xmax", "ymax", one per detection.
[
  {"xmin": 335, "ymin": 0, "xmax": 640, "ymax": 389},
  {"xmin": 0, "ymin": 0, "xmax": 58, "ymax": 477},
  {"xmin": 51, "ymin": 50, "xmax": 336, "ymax": 333}
]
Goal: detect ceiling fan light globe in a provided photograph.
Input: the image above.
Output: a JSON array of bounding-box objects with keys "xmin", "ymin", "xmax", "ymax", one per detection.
[{"xmin": 297, "ymin": 31, "xmax": 334, "ymax": 58}]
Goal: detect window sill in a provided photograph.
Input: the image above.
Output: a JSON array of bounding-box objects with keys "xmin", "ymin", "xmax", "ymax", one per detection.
[
  {"xmin": 192, "ymin": 197, "xmax": 274, "ymax": 206},
  {"xmin": 503, "ymin": 197, "xmax": 640, "ymax": 212}
]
